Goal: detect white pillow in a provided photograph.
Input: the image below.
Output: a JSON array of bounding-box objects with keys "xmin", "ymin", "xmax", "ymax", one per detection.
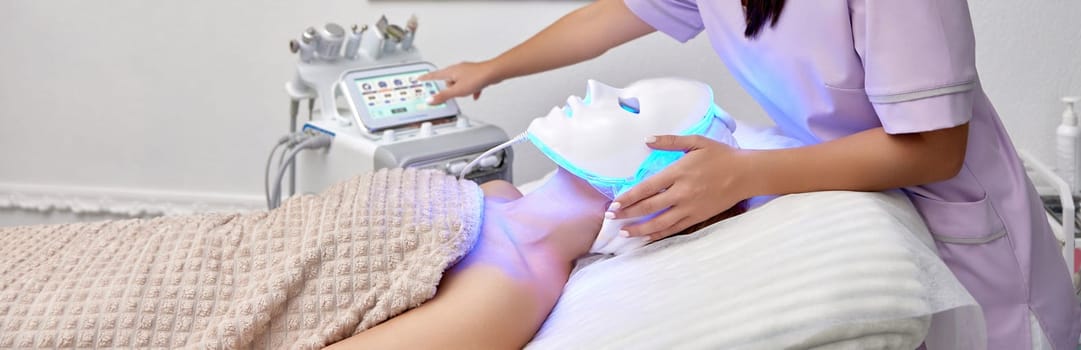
[{"xmin": 525, "ymin": 190, "xmax": 983, "ymax": 349}]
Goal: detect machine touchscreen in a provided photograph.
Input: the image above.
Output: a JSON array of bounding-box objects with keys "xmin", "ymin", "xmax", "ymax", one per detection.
[{"xmin": 341, "ymin": 62, "xmax": 460, "ymax": 132}]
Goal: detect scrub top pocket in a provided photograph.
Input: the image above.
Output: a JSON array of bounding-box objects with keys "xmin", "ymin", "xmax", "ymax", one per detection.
[
  {"xmin": 906, "ymin": 187, "xmax": 1029, "ymax": 328},
  {"xmin": 905, "ymin": 190, "xmax": 1005, "ymax": 245}
]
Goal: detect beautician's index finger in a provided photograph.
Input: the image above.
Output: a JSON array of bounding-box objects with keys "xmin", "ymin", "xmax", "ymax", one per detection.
[
  {"xmin": 426, "ymin": 91, "xmax": 452, "ymax": 105},
  {"xmin": 417, "ymin": 71, "xmax": 445, "ymax": 82}
]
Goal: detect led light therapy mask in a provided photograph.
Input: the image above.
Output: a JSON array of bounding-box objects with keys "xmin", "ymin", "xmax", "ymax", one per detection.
[
  {"xmin": 456, "ymin": 77, "xmax": 739, "ymax": 255},
  {"xmin": 525, "ymin": 78, "xmax": 738, "ymax": 199}
]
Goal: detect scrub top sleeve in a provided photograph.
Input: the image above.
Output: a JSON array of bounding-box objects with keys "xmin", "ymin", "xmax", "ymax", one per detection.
[
  {"xmin": 623, "ymin": 0, "xmax": 704, "ymax": 42},
  {"xmin": 855, "ymin": 0, "xmax": 978, "ymax": 135}
]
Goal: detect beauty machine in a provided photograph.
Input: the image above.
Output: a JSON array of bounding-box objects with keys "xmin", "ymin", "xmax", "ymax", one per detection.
[{"xmin": 270, "ymin": 16, "xmax": 512, "ymax": 207}]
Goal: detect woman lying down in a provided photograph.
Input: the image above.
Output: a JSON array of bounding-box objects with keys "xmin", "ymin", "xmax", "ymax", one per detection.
[
  {"xmin": 0, "ymin": 79, "xmax": 834, "ymax": 349},
  {"xmin": 0, "ymin": 78, "xmax": 738, "ymax": 348},
  {"xmin": 334, "ymin": 77, "xmax": 744, "ymax": 349}
]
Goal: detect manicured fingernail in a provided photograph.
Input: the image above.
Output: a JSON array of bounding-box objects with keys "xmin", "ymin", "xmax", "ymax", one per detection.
[
  {"xmin": 425, "ymin": 96, "xmax": 434, "ymax": 104},
  {"xmin": 644, "ymin": 136, "xmax": 657, "ymax": 143},
  {"xmin": 604, "ymin": 212, "xmax": 615, "ymax": 220},
  {"xmin": 607, "ymin": 202, "xmax": 621, "ymax": 211},
  {"xmin": 619, "ymin": 230, "xmax": 630, "ymax": 237}
]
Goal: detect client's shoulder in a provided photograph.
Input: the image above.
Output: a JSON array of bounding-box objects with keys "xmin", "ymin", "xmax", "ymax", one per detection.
[{"xmin": 480, "ymin": 180, "xmax": 523, "ymax": 202}]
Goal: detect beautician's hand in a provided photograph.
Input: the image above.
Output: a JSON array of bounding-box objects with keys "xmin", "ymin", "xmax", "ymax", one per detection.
[
  {"xmin": 610, "ymin": 135, "xmax": 750, "ymax": 241},
  {"xmin": 419, "ymin": 61, "xmax": 502, "ymax": 105}
]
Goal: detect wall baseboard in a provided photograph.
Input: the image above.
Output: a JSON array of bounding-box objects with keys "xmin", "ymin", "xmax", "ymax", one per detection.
[{"xmin": 0, "ymin": 182, "xmax": 264, "ymax": 218}]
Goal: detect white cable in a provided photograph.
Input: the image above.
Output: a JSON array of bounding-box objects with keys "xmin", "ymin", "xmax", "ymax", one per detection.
[
  {"xmin": 266, "ymin": 132, "xmax": 313, "ymax": 209},
  {"xmin": 265, "ymin": 132, "xmax": 313, "ymax": 209},
  {"xmin": 271, "ymin": 134, "xmax": 333, "ymax": 209},
  {"xmin": 264, "ymin": 136, "xmax": 291, "ymax": 208},
  {"xmin": 458, "ymin": 133, "xmax": 527, "ymax": 180},
  {"xmin": 274, "ymin": 131, "xmax": 315, "ymax": 204},
  {"xmin": 278, "ymin": 134, "xmax": 306, "ymax": 195},
  {"xmin": 272, "ymin": 137, "xmax": 314, "ymax": 209}
]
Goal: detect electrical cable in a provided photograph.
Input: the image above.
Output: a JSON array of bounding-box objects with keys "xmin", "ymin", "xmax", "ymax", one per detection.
[
  {"xmin": 277, "ymin": 133, "xmax": 310, "ymax": 206},
  {"xmin": 272, "ymin": 134, "xmax": 331, "ymax": 208},
  {"xmin": 278, "ymin": 138, "xmax": 299, "ymax": 196},
  {"xmin": 265, "ymin": 132, "xmax": 311, "ymax": 209},
  {"xmin": 275, "ymin": 132, "xmax": 313, "ymax": 201},
  {"xmin": 458, "ymin": 133, "xmax": 527, "ymax": 180},
  {"xmin": 265, "ymin": 136, "xmax": 291, "ymax": 209},
  {"xmin": 270, "ymin": 134, "xmax": 333, "ymax": 209}
]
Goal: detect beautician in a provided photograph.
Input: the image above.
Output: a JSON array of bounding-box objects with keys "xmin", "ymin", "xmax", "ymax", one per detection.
[{"xmin": 421, "ymin": 0, "xmax": 1080, "ymax": 348}]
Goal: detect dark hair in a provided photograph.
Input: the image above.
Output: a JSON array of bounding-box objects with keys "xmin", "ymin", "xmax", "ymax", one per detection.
[{"xmin": 742, "ymin": 0, "xmax": 787, "ymax": 38}]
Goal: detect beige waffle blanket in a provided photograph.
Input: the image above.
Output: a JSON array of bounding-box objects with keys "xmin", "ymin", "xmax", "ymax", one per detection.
[{"xmin": 0, "ymin": 168, "xmax": 483, "ymax": 349}]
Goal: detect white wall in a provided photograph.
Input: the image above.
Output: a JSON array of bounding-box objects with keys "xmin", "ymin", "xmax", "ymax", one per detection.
[
  {"xmin": 0, "ymin": 0, "xmax": 1079, "ymax": 224},
  {"xmin": 970, "ymin": 2, "xmax": 1081, "ymax": 164}
]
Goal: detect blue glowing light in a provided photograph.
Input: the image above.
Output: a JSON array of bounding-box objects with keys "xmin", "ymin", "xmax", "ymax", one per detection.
[
  {"xmin": 528, "ymin": 104, "xmax": 724, "ymax": 198},
  {"xmin": 618, "ymin": 97, "xmax": 640, "ymax": 114}
]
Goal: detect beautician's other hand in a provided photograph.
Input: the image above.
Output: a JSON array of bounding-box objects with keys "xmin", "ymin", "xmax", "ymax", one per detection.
[
  {"xmin": 611, "ymin": 135, "xmax": 751, "ymax": 241},
  {"xmin": 419, "ymin": 61, "xmax": 502, "ymax": 105}
]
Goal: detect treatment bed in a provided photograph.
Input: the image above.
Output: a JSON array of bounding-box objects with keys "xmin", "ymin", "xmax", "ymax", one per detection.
[
  {"xmin": 0, "ymin": 169, "xmax": 982, "ymax": 349},
  {"xmin": 0, "ymin": 125, "xmax": 991, "ymax": 349}
]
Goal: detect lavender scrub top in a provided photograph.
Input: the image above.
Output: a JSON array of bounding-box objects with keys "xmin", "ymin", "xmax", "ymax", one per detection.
[{"xmin": 621, "ymin": 0, "xmax": 1081, "ymax": 349}]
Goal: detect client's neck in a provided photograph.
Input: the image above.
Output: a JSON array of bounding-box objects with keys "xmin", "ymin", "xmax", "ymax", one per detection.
[{"xmin": 498, "ymin": 169, "xmax": 608, "ymax": 261}]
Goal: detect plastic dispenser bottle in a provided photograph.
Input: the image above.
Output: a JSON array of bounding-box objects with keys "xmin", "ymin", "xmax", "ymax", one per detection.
[{"xmin": 1058, "ymin": 97, "xmax": 1081, "ymax": 193}]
